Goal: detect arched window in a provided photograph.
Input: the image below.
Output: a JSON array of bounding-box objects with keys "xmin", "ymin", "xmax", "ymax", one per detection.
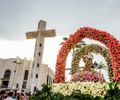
[
  {"xmin": 16, "ymin": 83, "xmax": 19, "ymax": 88},
  {"xmin": 24, "ymin": 70, "xmax": 29, "ymax": 80},
  {"xmin": 2, "ymin": 69, "xmax": 11, "ymax": 88},
  {"xmin": 22, "ymin": 70, "xmax": 29, "ymax": 89},
  {"xmin": 4, "ymin": 69, "xmax": 11, "ymax": 79}
]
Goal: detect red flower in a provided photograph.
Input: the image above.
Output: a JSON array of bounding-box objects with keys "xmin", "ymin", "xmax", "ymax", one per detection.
[{"xmin": 54, "ymin": 27, "xmax": 120, "ymax": 83}]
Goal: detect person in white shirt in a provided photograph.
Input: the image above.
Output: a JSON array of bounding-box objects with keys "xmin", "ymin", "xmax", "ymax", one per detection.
[{"xmin": 4, "ymin": 92, "xmax": 15, "ymax": 100}]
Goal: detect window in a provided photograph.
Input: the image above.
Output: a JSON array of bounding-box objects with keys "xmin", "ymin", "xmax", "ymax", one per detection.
[
  {"xmin": 22, "ymin": 81, "xmax": 27, "ymax": 89},
  {"xmin": 24, "ymin": 70, "xmax": 29, "ymax": 80},
  {"xmin": 4, "ymin": 70, "xmax": 11, "ymax": 79},
  {"xmin": 38, "ymin": 52, "xmax": 41, "ymax": 56},
  {"xmin": 34, "ymin": 87, "xmax": 37, "ymax": 92},
  {"xmin": 39, "ymin": 43, "xmax": 42, "ymax": 47},
  {"xmin": 47, "ymin": 75, "xmax": 49, "ymax": 84},
  {"xmin": 36, "ymin": 74, "xmax": 38, "ymax": 78},
  {"xmin": 2, "ymin": 69, "xmax": 11, "ymax": 88},
  {"xmin": 37, "ymin": 63, "xmax": 39, "ymax": 67},
  {"xmin": 16, "ymin": 83, "xmax": 19, "ymax": 88}
]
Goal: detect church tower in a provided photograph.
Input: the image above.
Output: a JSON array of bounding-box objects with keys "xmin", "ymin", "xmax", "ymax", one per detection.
[{"xmin": 26, "ymin": 20, "xmax": 56, "ymax": 92}]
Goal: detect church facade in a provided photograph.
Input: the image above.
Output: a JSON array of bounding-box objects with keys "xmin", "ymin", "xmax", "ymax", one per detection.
[{"xmin": 0, "ymin": 57, "xmax": 54, "ymax": 92}]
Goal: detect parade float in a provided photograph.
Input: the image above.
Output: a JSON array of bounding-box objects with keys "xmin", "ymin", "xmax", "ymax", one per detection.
[
  {"xmin": 53, "ymin": 27, "xmax": 120, "ymax": 98},
  {"xmin": 29, "ymin": 27, "xmax": 120, "ymax": 100}
]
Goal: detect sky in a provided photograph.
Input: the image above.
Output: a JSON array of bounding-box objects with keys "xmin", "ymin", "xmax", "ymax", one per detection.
[{"xmin": 0, "ymin": 0, "xmax": 120, "ymax": 80}]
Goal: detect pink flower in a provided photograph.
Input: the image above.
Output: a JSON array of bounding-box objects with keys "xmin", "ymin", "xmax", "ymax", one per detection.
[{"xmin": 54, "ymin": 27, "xmax": 120, "ymax": 83}]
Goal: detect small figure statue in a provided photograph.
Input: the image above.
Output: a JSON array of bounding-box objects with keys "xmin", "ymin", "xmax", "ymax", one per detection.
[{"xmin": 83, "ymin": 53, "xmax": 93, "ymax": 71}]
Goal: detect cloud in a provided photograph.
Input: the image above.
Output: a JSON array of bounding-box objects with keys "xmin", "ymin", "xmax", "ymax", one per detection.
[{"xmin": 0, "ymin": 0, "xmax": 120, "ymax": 40}]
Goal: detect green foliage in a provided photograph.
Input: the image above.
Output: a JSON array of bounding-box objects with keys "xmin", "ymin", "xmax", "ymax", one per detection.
[
  {"xmin": 68, "ymin": 89, "xmax": 103, "ymax": 100},
  {"xmin": 29, "ymin": 82, "xmax": 120, "ymax": 100},
  {"xmin": 62, "ymin": 37, "xmax": 68, "ymax": 41},
  {"xmin": 53, "ymin": 92, "xmax": 64, "ymax": 100},
  {"xmin": 28, "ymin": 84, "xmax": 54, "ymax": 100},
  {"xmin": 28, "ymin": 84, "xmax": 64, "ymax": 100},
  {"xmin": 104, "ymin": 82, "xmax": 120, "ymax": 100}
]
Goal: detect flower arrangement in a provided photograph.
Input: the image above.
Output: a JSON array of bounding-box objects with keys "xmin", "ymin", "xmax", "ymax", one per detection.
[
  {"xmin": 52, "ymin": 82, "xmax": 108, "ymax": 97},
  {"xmin": 71, "ymin": 44, "xmax": 113, "ymax": 80},
  {"xmin": 54, "ymin": 27, "xmax": 120, "ymax": 83},
  {"xmin": 52, "ymin": 82, "xmax": 120, "ymax": 97},
  {"xmin": 71, "ymin": 70, "xmax": 105, "ymax": 82},
  {"xmin": 29, "ymin": 82, "xmax": 120, "ymax": 100}
]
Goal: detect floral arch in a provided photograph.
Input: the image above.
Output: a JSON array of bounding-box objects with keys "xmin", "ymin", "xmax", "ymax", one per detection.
[
  {"xmin": 54, "ymin": 27, "xmax": 120, "ymax": 83},
  {"xmin": 71, "ymin": 44, "xmax": 113, "ymax": 80}
]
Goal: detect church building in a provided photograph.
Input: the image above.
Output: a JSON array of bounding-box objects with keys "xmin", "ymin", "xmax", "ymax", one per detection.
[{"xmin": 0, "ymin": 57, "xmax": 54, "ymax": 92}]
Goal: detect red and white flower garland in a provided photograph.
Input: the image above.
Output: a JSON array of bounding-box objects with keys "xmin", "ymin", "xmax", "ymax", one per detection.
[{"xmin": 54, "ymin": 27, "xmax": 120, "ymax": 83}]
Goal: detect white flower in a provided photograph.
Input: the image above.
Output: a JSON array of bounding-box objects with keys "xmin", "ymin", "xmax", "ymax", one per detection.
[{"xmin": 52, "ymin": 82, "xmax": 110, "ymax": 97}]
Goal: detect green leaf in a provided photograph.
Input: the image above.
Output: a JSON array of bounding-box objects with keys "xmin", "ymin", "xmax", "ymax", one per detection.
[{"xmin": 63, "ymin": 37, "xmax": 68, "ymax": 41}]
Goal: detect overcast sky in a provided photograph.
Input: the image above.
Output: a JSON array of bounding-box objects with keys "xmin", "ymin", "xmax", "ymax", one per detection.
[
  {"xmin": 0, "ymin": 0, "xmax": 120, "ymax": 80},
  {"xmin": 0, "ymin": 0, "xmax": 120, "ymax": 40}
]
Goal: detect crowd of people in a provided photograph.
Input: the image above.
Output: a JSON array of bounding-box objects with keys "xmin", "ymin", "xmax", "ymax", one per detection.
[{"xmin": 0, "ymin": 89, "xmax": 31, "ymax": 100}]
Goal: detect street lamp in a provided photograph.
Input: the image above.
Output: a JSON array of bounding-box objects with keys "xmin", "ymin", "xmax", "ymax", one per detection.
[{"xmin": 12, "ymin": 60, "xmax": 22, "ymax": 89}]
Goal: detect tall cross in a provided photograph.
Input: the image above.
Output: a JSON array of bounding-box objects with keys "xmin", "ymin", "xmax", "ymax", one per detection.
[
  {"xmin": 26, "ymin": 20, "xmax": 56, "ymax": 92},
  {"xmin": 26, "ymin": 20, "xmax": 56, "ymax": 39}
]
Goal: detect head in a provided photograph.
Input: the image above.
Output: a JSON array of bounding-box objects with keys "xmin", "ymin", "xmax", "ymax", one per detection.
[
  {"xmin": 0, "ymin": 90, "xmax": 6, "ymax": 97},
  {"xmin": 7, "ymin": 92, "xmax": 13, "ymax": 97}
]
